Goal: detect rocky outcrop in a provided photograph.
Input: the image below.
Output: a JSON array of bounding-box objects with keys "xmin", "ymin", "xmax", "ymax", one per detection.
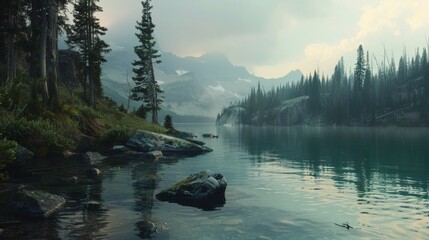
[
  {"xmin": 216, "ymin": 106, "xmax": 244, "ymax": 126},
  {"xmin": 156, "ymin": 170, "xmax": 227, "ymax": 209},
  {"xmin": 273, "ymin": 96, "xmax": 309, "ymax": 125},
  {"xmin": 216, "ymin": 96, "xmax": 309, "ymax": 126},
  {"xmin": 126, "ymin": 131, "xmax": 212, "ymax": 155},
  {"xmin": 10, "ymin": 189, "xmax": 66, "ymax": 218}
]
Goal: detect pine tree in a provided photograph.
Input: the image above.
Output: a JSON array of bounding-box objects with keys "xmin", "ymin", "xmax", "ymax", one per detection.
[
  {"xmin": 131, "ymin": 0, "xmax": 163, "ymax": 124},
  {"xmin": 66, "ymin": 0, "xmax": 110, "ymax": 108},
  {"xmin": 163, "ymin": 114, "xmax": 173, "ymax": 130},
  {"xmin": 354, "ymin": 45, "xmax": 366, "ymax": 92},
  {"xmin": 363, "ymin": 51, "xmax": 374, "ymax": 122},
  {"xmin": 135, "ymin": 104, "xmax": 147, "ymax": 119},
  {"xmin": 353, "ymin": 44, "xmax": 366, "ymax": 119}
]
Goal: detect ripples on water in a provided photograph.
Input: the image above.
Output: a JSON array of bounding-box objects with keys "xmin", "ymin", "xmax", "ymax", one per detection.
[{"xmin": 2, "ymin": 125, "xmax": 429, "ymax": 239}]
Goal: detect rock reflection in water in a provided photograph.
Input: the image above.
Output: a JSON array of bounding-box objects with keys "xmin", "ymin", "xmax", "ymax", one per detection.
[{"xmin": 131, "ymin": 159, "xmax": 159, "ymax": 239}]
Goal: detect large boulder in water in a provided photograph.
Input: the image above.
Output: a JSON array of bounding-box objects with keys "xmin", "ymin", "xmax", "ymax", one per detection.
[
  {"xmin": 156, "ymin": 170, "xmax": 227, "ymax": 209},
  {"xmin": 126, "ymin": 130, "xmax": 212, "ymax": 155},
  {"xmin": 10, "ymin": 189, "xmax": 66, "ymax": 218}
]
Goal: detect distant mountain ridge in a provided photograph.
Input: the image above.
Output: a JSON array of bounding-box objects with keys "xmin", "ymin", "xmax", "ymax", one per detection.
[{"xmin": 102, "ymin": 49, "xmax": 303, "ymax": 119}]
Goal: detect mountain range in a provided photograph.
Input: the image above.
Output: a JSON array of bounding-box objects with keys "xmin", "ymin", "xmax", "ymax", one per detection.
[{"xmin": 102, "ymin": 50, "xmax": 303, "ymax": 120}]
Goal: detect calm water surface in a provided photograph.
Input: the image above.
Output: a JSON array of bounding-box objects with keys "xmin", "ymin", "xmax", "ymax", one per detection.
[{"xmin": 3, "ymin": 125, "xmax": 429, "ymax": 239}]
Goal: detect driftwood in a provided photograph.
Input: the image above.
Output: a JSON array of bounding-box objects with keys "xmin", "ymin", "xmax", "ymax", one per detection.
[{"xmin": 335, "ymin": 222, "xmax": 354, "ymax": 230}]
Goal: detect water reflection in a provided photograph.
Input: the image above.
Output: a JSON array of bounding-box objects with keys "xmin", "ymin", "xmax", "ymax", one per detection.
[
  {"xmin": 131, "ymin": 159, "xmax": 158, "ymax": 238},
  {"xmin": 227, "ymin": 126, "xmax": 429, "ymax": 237},
  {"xmin": 235, "ymin": 126, "xmax": 429, "ymax": 197}
]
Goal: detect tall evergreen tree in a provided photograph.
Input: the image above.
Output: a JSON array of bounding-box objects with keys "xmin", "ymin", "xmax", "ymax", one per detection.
[
  {"xmin": 131, "ymin": 0, "xmax": 163, "ymax": 124},
  {"xmin": 66, "ymin": 0, "xmax": 110, "ymax": 108},
  {"xmin": 353, "ymin": 44, "xmax": 366, "ymax": 119},
  {"xmin": 354, "ymin": 45, "xmax": 366, "ymax": 92},
  {"xmin": 0, "ymin": 0, "xmax": 23, "ymax": 83}
]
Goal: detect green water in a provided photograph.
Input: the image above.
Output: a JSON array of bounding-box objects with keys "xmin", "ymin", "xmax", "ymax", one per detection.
[{"xmin": 2, "ymin": 125, "xmax": 429, "ymax": 239}]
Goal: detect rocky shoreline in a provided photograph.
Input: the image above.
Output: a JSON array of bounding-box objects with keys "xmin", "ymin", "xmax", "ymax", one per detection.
[{"xmin": 0, "ymin": 129, "xmax": 224, "ymax": 238}]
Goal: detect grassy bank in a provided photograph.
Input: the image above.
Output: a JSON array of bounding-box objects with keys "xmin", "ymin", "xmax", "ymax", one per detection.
[{"xmin": 0, "ymin": 76, "xmax": 166, "ymax": 160}]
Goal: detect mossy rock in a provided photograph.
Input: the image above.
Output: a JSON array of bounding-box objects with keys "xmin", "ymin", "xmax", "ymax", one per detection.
[{"xmin": 156, "ymin": 170, "xmax": 227, "ymax": 209}]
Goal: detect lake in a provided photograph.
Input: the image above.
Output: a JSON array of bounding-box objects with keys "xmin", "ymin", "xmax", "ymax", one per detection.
[{"xmin": 2, "ymin": 125, "xmax": 429, "ymax": 239}]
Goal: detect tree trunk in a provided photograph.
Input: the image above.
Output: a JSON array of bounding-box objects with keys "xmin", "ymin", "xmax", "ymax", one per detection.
[
  {"xmin": 87, "ymin": 0, "xmax": 95, "ymax": 108},
  {"xmin": 150, "ymin": 63, "xmax": 158, "ymax": 124},
  {"xmin": 39, "ymin": 0, "xmax": 49, "ymax": 103},
  {"xmin": 6, "ymin": 5, "xmax": 17, "ymax": 82},
  {"xmin": 30, "ymin": 0, "xmax": 41, "ymax": 78},
  {"xmin": 47, "ymin": 0, "xmax": 59, "ymax": 110}
]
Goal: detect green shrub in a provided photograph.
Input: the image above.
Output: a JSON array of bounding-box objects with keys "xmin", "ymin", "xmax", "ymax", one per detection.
[
  {"xmin": 0, "ymin": 138, "xmax": 17, "ymax": 180},
  {"xmin": 135, "ymin": 105, "xmax": 147, "ymax": 119},
  {"xmin": 0, "ymin": 114, "xmax": 79, "ymax": 156},
  {"xmin": 98, "ymin": 126, "xmax": 134, "ymax": 147}
]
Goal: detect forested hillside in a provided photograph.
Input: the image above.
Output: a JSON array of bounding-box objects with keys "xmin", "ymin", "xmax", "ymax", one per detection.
[{"xmin": 218, "ymin": 44, "xmax": 429, "ymax": 126}]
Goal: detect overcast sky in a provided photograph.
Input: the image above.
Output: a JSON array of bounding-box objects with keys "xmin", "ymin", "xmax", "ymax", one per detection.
[{"xmin": 98, "ymin": 0, "xmax": 429, "ymax": 78}]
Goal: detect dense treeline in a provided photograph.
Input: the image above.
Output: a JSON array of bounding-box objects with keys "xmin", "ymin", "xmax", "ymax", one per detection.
[
  {"xmin": 0, "ymin": 0, "xmax": 110, "ymax": 110},
  {"xmin": 221, "ymin": 44, "xmax": 429, "ymax": 126}
]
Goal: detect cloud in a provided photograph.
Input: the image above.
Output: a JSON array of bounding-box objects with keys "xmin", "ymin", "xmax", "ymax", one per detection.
[
  {"xmin": 97, "ymin": 0, "xmax": 429, "ymax": 79},
  {"xmin": 278, "ymin": 0, "xmax": 429, "ymax": 77},
  {"xmin": 407, "ymin": 0, "xmax": 429, "ymax": 31},
  {"xmin": 356, "ymin": 0, "xmax": 403, "ymax": 39}
]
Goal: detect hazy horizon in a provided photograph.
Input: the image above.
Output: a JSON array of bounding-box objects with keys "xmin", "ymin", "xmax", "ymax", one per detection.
[{"xmin": 97, "ymin": 0, "xmax": 429, "ymax": 79}]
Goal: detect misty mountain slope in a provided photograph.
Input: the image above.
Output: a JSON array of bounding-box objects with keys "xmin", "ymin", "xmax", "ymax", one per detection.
[
  {"xmin": 102, "ymin": 49, "xmax": 303, "ymax": 117},
  {"xmin": 158, "ymin": 51, "xmax": 251, "ymax": 84}
]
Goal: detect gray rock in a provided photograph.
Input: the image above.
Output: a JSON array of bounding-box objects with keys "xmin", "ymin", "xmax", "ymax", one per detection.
[
  {"xmin": 68, "ymin": 176, "xmax": 78, "ymax": 184},
  {"xmin": 136, "ymin": 220, "xmax": 157, "ymax": 238},
  {"xmin": 112, "ymin": 145, "xmax": 131, "ymax": 154},
  {"xmin": 202, "ymin": 133, "xmax": 218, "ymax": 138},
  {"xmin": 186, "ymin": 138, "xmax": 205, "ymax": 146},
  {"xmin": 10, "ymin": 189, "xmax": 65, "ymax": 218},
  {"xmin": 126, "ymin": 130, "xmax": 212, "ymax": 155},
  {"xmin": 85, "ymin": 168, "xmax": 101, "ymax": 179},
  {"xmin": 83, "ymin": 152, "xmax": 106, "ymax": 166},
  {"xmin": 144, "ymin": 151, "xmax": 163, "ymax": 160},
  {"xmin": 12, "ymin": 145, "xmax": 34, "ymax": 167},
  {"xmin": 156, "ymin": 170, "xmax": 227, "ymax": 209}
]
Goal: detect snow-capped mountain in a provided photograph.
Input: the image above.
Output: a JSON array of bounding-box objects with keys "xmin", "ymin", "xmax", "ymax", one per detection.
[{"xmin": 102, "ymin": 50, "xmax": 303, "ymax": 118}]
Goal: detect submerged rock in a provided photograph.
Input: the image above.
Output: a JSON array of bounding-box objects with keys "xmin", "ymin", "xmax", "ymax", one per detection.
[
  {"xmin": 83, "ymin": 200, "xmax": 102, "ymax": 211},
  {"xmin": 83, "ymin": 151, "xmax": 107, "ymax": 166},
  {"xmin": 10, "ymin": 189, "xmax": 65, "ymax": 218},
  {"xmin": 136, "ymin": 219, "xmax": 157, "ymax": 238},
  {"xmin": 126, "ymin": 130, "xmax": 212, "ymax": 155},
  {"xmin": 156, "ymin": 170, "xmax": 227, "ymax": 209}
]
